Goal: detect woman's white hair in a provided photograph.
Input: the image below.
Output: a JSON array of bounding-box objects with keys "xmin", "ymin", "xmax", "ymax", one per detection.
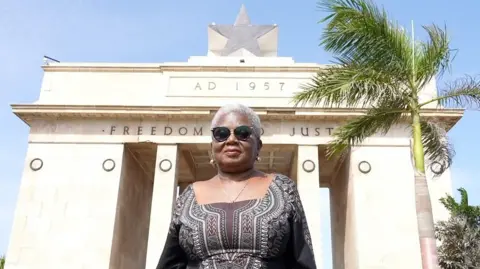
[{"xmin": 211, "ymin": 103, "xmax": 262, "ymax": 139}]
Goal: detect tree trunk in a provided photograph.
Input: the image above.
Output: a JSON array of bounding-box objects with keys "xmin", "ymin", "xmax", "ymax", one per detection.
[{"xmin": 412, "ymin": 112, "xmax": 440, "ymax": 269}]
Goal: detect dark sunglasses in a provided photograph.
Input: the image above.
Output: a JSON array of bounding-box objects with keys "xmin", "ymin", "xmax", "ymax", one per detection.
[{"xmin": 211, "ymin": 125, "xmax": 254, "ymax": 142}]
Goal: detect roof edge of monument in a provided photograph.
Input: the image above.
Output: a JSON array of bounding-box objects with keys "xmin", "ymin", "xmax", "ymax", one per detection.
[
  {"xmin": 11, "ymin": 104, "xmax": 464, "ymax": 130},
  {"xmin": 41, "ymin": 64, "xmax": 329, "ymax": 73}
]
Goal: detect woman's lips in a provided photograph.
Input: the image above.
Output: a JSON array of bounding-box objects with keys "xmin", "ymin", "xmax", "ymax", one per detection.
[{"xmin": 224, "ymin": 148, "xmax": 241, "ymax": 156}]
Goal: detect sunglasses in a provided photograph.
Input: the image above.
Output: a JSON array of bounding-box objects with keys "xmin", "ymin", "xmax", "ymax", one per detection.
[{"xmin": 211, "ymin": 125, "xmax": 254, "ymax": 142}]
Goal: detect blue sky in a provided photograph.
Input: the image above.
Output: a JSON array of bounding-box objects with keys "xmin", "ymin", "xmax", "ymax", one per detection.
[{"xmin": 0, "ymin": 0, "xmax": 478, "ymax": 268}]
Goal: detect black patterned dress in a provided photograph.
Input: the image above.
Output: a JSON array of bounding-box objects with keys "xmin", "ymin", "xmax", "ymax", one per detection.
[{"xmin": 156, "ymin": 174, "xmax": 317, "ymax": 269}]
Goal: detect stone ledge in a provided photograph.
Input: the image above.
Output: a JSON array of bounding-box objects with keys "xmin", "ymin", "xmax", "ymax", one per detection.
[
  {"xmin": 41, "ymin": 65, "xmax": 327, "ymax": 73},
  {"xmin": 11, "ymin": 104, "xmax": 464, "ymax": 130}
]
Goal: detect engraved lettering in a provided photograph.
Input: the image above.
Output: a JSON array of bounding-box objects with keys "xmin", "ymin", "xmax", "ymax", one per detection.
[
  {"xmin": 105, "ymin": 124, "xmax": 336, "ymax": 137},
  {"xmin": 208, "ymin": 82, "xmax": 216, "ymax": 90},
  {"xmin": 193, "ymin": 127, "xmax": 203, "ymax": 136},
  {"xmin": 190, "ymin": 80, "xmax": 291, "ymax": 92},
  {"xmin": 194, "ymin": 82, "xmax": 202, "ymax": 90},
  {"xmin": 179, "ymin": 127, "xmax": 188, "ymax": 135},
  {"xmin": 300, "ymin": 127, "xmax": 309, "ymax": 136}
]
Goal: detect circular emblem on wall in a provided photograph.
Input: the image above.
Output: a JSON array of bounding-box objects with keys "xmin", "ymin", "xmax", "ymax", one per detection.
[
  {"xmin": 30, "ymin": 158, "xmax": 43, "ymax": 171},
  {"xmin": 302, "ymin": 160, "xmax": 316, "ymax": 173},
  {"xmin": 430, "ymin": 161, "xmax": 444, "ymax": 175},
  {"xmin": 102, "ymin": 159, "xmax": 116, "ymax": 172},
  {"xmin": 159, "ymin": 159, "xmax": 173, "ymax": 172},
  {"xmin": 358, "ymin": 161, "xmax": 371, "ymax": 174}
]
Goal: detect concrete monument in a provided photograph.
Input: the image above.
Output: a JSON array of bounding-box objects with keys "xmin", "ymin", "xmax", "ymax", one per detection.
[{"xmin": 5, "ymin": 5, "xmax": 461, "ymax": 269}]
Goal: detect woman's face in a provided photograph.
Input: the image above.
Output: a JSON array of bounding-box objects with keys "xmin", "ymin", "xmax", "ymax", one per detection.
[{"xmin": 211, "ymin": 112, "xmax": 261, "ymax": 173}]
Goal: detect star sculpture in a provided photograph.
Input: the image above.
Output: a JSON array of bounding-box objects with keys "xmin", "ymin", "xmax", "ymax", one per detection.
[{"xmin": 208, "ymin": 5, "xmax": 277, "ymax": 56}]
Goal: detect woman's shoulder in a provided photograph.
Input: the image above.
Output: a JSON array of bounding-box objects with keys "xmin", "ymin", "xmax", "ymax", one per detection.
[
  {"xmin": 271, "ymin": 174, "xmax": 305, "ymax": 219},
  {"xmin": 271, "ymin": 173, "xmax": 300, "ymax": 196},
  {"xmin": 174, "ymin": 184, "xmax": 195, "ymax": 209},
  {"xmin": 170, "ymin": 184, "xmax": 195, "ymax": 221},
  {"xmin": 271, "ymin": 173, "xmax": 296, "ymax": 188},
  {"xmin": 179, "ymin": 184, "xmax": 195, "ymax": 200}
]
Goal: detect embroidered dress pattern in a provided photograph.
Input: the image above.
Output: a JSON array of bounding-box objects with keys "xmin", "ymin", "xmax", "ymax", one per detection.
[{"xmin": 157, "ymin": 174, "xmax": 316, "ymax": 269}]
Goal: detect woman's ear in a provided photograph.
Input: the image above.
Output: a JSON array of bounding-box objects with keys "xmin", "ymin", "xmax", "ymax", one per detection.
[{"xmin": 257, "ymin": 139, "xmax": 263, "ymax": 151}]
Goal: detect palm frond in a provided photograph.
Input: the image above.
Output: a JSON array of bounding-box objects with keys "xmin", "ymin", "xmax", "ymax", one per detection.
[
  {"xmin": 292, "ymin": 60, "xmax": 405, "ymax": 108},
  {"xmin": 318, "ymin": 0, "xmax": 413, "ymax": 79},
  {"xmin": 326, "ymin": 97, "xmax": 408, "ymax": 157},
  {"xmin": 424, "ymin": 75, "xmax": 480, "ymax": 109},
  {"xmin": 415, "ymin": 24, "xmax": 454, "ymax": 90},
  {"xmin": 458, "ymin": 187, "xmax": 469, "ymax": 207},
  {"xmin": 420, "ymin": 120, "xmax": 455, "ymax": 175},
  {"xmin": 436, "ymin": 216, "xmax": 480, "ymax": 268},
  {"xmin": 440, "ymin": 194, "xmax": 460, "ymax": 214},
  {"xmin": 439, "ymin": 188, "xmax": 480, "ymax": 225}
]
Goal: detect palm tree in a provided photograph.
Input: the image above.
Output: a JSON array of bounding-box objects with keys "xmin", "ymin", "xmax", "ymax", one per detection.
[
  {"xmin": 436, "ymin": 189, "xmax": 480, "ymax": 268},
  {"xmin": 292, "ymin": 0, "xmax": 480, "ymax": 268},
  {"xmin": 440, "ymin": 188, "xmax": 480, "ymax": 226},
  {"xmin": 436, "ymin": 215, "xmax": 480, "ymax": 268},
  {"xmin": 0, "ymin": 255, "xmax": 5, "ymax": 269}
]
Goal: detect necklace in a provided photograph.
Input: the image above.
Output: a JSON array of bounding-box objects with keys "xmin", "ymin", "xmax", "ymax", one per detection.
[{"xmin": 218, "ymin": 172, "xmax": 254, "ymax": 203}]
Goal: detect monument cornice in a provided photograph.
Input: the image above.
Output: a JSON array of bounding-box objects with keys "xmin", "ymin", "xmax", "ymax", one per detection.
[
  {"xmin": 41, "ymin": 64, "xmax": 326, "ymax": 73},
  {"xmin": 11, "ymin": 104, "xmax": 464, "ymax": 129}
]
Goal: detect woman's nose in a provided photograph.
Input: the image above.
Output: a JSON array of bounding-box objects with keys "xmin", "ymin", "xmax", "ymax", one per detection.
[{"xmin": 225, "ymin": 131, "xmax": 238, "ymax": 143}]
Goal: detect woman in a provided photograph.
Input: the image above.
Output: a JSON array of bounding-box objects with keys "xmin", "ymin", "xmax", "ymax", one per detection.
[{"xmin": 157, "ymin": 103, "xmax": 317, "ymax": 269}]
